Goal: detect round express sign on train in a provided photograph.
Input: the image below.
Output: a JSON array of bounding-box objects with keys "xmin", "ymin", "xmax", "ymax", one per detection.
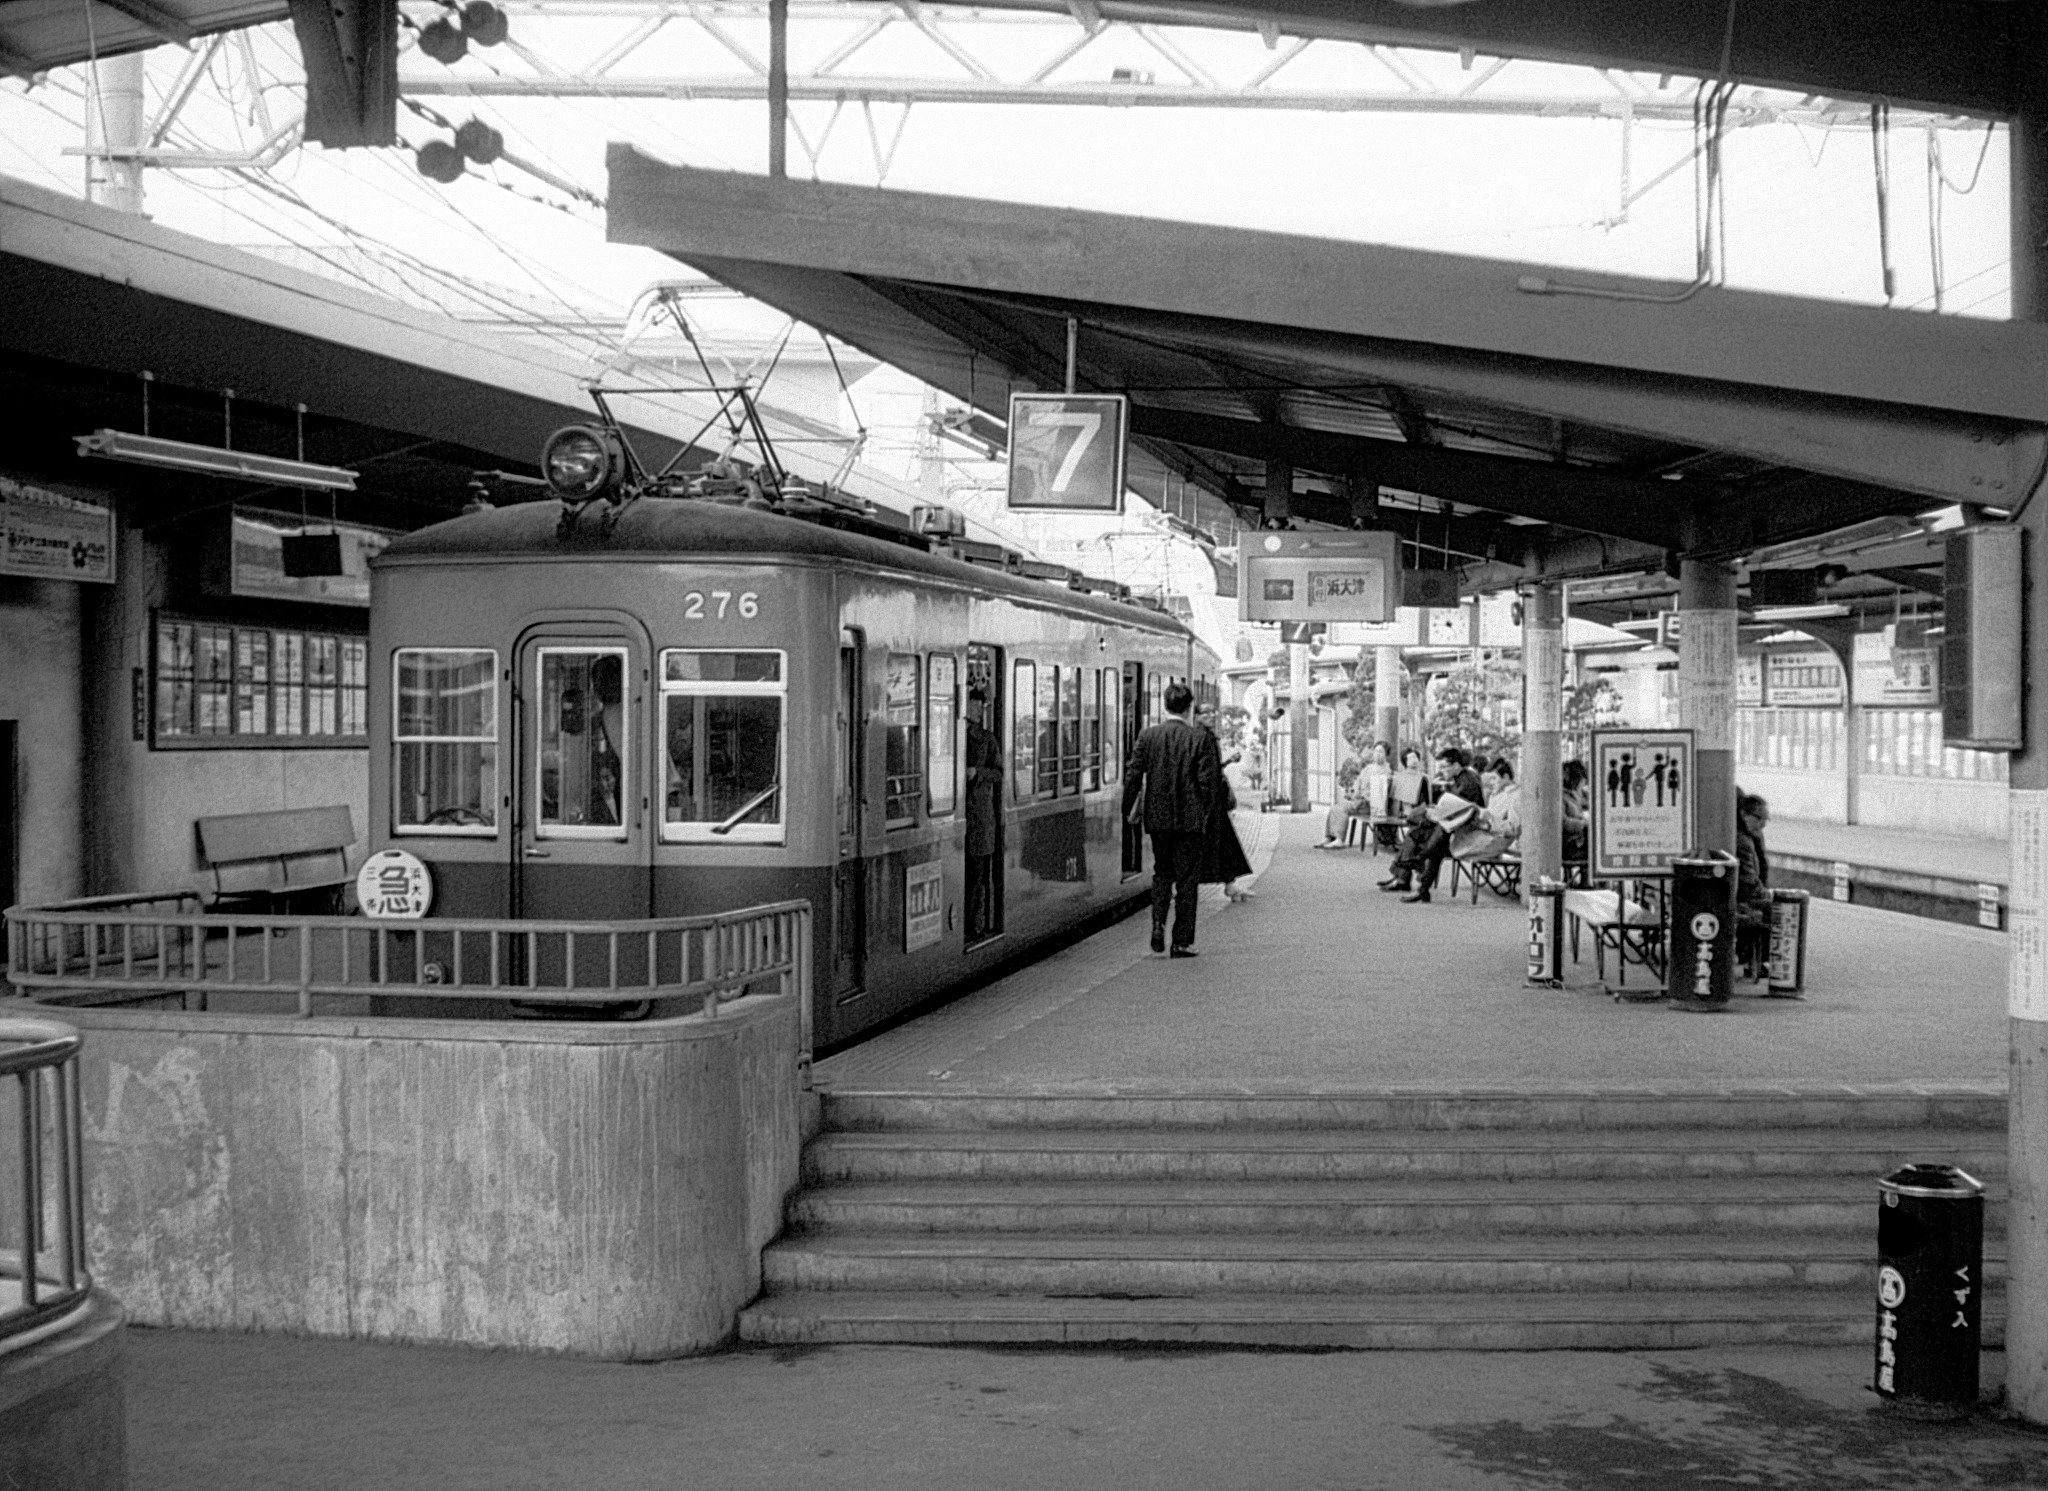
[{"xmin": 357, "ymin": 848, "xmax": 434, "ymax": 919}]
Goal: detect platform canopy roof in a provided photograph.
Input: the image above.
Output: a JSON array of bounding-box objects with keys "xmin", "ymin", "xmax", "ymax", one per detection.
[
  {"xmin": 0, "ymin": 0, "xmax": 2034, "ymax": 121},
  {"xmin": 607, "ymin": 146, "xmax": 2048, "ymax": 592}
]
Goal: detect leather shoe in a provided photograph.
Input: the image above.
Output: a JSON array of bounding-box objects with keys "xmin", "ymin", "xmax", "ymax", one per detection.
[
  {"xmin": 1378, "ymin": 878, "xmax": 1408, "ymax": 892},
  {"xmin": 1150, "ymin": 927, "xmax": 1166, "ymax": 954},
  {"xmin": 1400, "ymin": 890, "xmax": 1432, "ymax": 904},
  {"xmin": 1169, "ymin": 947, "xmax": 1197, "ymax": 958}
]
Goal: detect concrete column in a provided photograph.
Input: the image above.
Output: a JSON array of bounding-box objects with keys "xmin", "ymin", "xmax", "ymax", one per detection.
[
  {"xmin": 2008, "ymin": 11, "xmax": 2048, "ymax": 1424},
  {"xmin": 768, "ymin": 0, "xmax": 789, "ymax": 178},
  {"xmin": 1520, "ymin": 583, "xmax": 1565, "ymax": 892},
  {"xmin": 1678, "ymin": 559, "xmax": 1738, "ymax": 856},
  {"xmin": 1374, "ymin": 646, "xmax": 1402, "ymax": 754},
  {"xmin": 85, "ymin": 52, "xmax": 146, "ymax": 215},
  {"xmin": 1289, "ymin": 642, "xmax": 1311, "ymax": 813}
]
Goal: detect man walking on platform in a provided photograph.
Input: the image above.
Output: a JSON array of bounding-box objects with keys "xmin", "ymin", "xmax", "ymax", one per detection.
[{"xmin": 1123, "ymin": 682, "xmax": 1223, "ymax": 958}]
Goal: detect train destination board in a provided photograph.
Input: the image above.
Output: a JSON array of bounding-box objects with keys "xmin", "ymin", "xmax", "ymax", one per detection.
[
  {"xmin": 1239, "ymin": 530, "xmax": 1400, "ymax": 623},
  {"xmin": 1005, "ymin": 392, "xmax": 1129, "ymax": 512},
  {"xmin": 1589, "ymin": 729, "xmax": 1695, "ymax": 879}
]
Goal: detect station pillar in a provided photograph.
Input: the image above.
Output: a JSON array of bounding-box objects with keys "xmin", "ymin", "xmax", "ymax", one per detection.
[
  {"xmin": 1520, "ymin": 583, "xmax": 1565, "ymax": 892},
  {"xmin": 2008, "ymin": 12, "xmax": 2048, "ymax": 1425},
  {"xmin": 1289, "ymin": 641, "xmax": 1312, "ymax": 813},
  {"xmin": 1374, "ymin": 646, "xmax": 1402, "ymax": 756},
  {"xmin": 1677, "ymin": 559, "xmax": 1737, "ymax": 857}
]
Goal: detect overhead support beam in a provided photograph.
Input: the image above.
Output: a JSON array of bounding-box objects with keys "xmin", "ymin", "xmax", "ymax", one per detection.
[
  {"xmin": 1866, "ymin": 566, "xmax": 1946, "ymax": 600},
  {"xmin": 0, "ymin": 40, "xmax": 35, "ymax": 81},
  {"xmin": 92, "ymin": 0, "xmax": 194, "ymax": 46},
  {"xmin": 289, "ymin": 0, "xmax": 398, "ymax": 147},
  {"xmin": 1686, "ymin": 473, "xmax": 1943, "ymax": 558},
  {"xmin": 1126, "ymin": 404, "xmax": 1688, "ymax": 550}
]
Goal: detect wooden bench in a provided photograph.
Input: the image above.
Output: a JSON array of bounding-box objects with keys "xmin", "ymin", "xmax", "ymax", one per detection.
[
  {"xmin": 1563, "ymin": 881, "xmax": 1667, "ymax": 987},
  {"xmin": 196, "ymin": 806, "xmax": 357, "ymax": 913}
]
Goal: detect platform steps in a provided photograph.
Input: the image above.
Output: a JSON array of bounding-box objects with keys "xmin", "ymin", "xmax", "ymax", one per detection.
[{"xmin": 737, "ymin": 1091, "xmax": 2007, "ymax": 1350}]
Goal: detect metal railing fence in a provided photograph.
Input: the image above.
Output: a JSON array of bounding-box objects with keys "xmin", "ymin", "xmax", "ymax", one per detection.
[
  {"xmin": 0, "ymin": 1018, "xmax": 90, "ymax": 1349},
  {"xmin": 6, "ymin": 897, "xmax": 814, "ymax": 1064}
]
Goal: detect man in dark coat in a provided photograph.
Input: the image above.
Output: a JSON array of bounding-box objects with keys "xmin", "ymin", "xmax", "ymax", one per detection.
[
  {"xmin": 1122, "ymin": 682, "xmax": 1223, "ymax": 957},
  {"xmin": 1379, "ymin": 746, "xmax": 1484, "ymax": 902}
]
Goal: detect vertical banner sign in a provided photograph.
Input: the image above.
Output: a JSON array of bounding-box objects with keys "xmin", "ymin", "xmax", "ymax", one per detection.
[
  {"xmin": 1006, "ymin": 393, "xmax": 1128, "ymax": 512},
  {"xmin": 904, "ymin": 861, "xmax": 943, "ymax": 951},
  {"xmin": 1678, "ymin": 610, "xmax": 1737, "ymax": 750},
  {"xmin": 1525, "ymin": 625, "xmax": 1564, "ymax": 733},
  {"xmin": 2010, "ymin": 790, "xmax": 2048, "ymax": 1021},
  {"xmin": 1589, "ymin": 729, "xmax": 1695, "ymax": 878}
]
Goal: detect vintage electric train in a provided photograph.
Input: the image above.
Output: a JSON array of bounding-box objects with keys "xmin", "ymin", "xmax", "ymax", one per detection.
[{"xmin": 367, "ymin": 488, "xmax": 1217, "ymax": 1049}]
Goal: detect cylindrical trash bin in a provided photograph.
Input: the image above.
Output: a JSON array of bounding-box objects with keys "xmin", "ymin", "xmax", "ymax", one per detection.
[
  {"xmin": 1526, "ymin": 877, "xmax": 1564, "ymax": 988},
  {"xmin": 1667, "ymin": 851, "xmax": 1737, "ymax": 1011},
  {"xmin": 1767, "ymin": 888, "xmax": 1810, "ymax": 997},
  {"xmin": 1875, "ymin": 1163, "xmax": 1984, "ymax": 1418}
]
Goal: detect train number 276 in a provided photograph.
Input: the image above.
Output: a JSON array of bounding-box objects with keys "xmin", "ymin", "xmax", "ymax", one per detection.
[{"xmin": 680, "ymin": 590, "xmax": 760, "ymax": 620}]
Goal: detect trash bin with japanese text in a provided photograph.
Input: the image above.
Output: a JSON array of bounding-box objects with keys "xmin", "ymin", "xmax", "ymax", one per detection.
[
  {"xmin": 1875, "ymin": 1163, "xmax": 1984, "ymax": 1417},
  {"xmin": 1666, "ymin": 851, "xmax": 1736, "ymax": 1011}
]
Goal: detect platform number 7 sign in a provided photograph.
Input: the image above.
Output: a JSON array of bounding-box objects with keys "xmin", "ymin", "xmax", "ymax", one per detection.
[{"xmin": 1006, "ymin": 393, "xmax": 1129, "ymax": 513}]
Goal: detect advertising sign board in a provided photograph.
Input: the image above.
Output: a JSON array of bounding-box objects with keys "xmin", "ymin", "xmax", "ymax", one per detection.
[
  {"xmin": 0, "ymin": 474, "xmax": 114, "ymax": 584},
  {"xmin": 1590, "ymin": 729, "xmax": 1696, "ymax": 879},
  {"xmin": 1006, "ymin": 392, "xmax": 1128, "ymax": 512},
  {"xmin": 1765, "ymin": 648, "xmax": 1845, "ymax": 707},
  {"xmin": 1852, "ymin": 629, "xmax": 1939, "ymax": 707},
  {"xmin": 904, "ymin": 861, "xmax": 944, "ymax": 952},
  {"xmin": 1239, "ymin": 529, "xmax": 1401, "ymax": 623}
]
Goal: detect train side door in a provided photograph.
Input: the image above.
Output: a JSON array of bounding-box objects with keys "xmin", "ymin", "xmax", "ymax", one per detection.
[
  {"xmin": 964, "ymin": 644, "xmax": 1003, "ymax": 944},
  {"xmin": 832, "ymin": 628, "xmax": 867, "ymax": 1004},
  {"xmin": 1121, "ymin": 661, "xmax": 1145, "ymax": 876},
  {"xmin": 513, "ymin": 628, "xmax": 651, "ymax": 923}
]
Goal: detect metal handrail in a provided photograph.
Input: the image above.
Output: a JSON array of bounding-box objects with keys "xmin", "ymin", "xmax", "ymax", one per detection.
[
  {"xmin": 0, "ymin": 1018, "xmax": 90, "ymax": 1349},
  {"xmin": 5, "ymin": 898, "xmax": 815, "ymax": 1068}
]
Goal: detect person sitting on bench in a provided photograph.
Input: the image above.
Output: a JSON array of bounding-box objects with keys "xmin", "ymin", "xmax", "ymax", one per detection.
[
  {"xmin": 1379, "ymin": 746, "xmax": 1483, "ymax": 901},
  {"xmin": 1447, "ymin": 758, "xmax": 1523, "ymax": 877},
  {"xmin": 1735, "ymin": 791, "xmax": 1772, "ymax": 976}
]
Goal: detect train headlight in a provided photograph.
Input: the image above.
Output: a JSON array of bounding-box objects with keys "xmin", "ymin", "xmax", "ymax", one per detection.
[{"xmin": 542, "ymin": 425, "xmax": 621, "ymax": 501}]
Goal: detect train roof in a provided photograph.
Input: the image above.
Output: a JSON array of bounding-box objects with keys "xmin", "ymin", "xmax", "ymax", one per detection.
[{"xmin": 378, "ymin": 497, "xmax": 1201, "ymax": 639}]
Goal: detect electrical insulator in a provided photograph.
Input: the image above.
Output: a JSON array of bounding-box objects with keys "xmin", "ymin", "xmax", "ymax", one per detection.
[
  {"xmin": 461, "ymin": 1, "xmax": 509, "ymax": 46},
  {"xmin": 455, "ymin": 118, "xmax": 504, "ymax": 164},
  {"xmin": 416, "ymin": 139, "xmax": 466, "ymax": 183},
  {"xmin": 418, "ymin": 17, "xmax": 467, "ymax": 64}
]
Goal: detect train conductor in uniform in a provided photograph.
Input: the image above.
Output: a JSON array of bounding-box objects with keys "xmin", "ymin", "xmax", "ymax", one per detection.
[{"xmin": 1122, "ymin": 682, "xmax": 1224, "ymax": 958}]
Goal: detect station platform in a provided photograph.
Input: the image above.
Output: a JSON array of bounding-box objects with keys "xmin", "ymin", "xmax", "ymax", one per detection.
[
  {"xmin": 817, "ymin": 811, "xmax": 2006, "ymax": 1093},
  {"xmin": 1767, "ymin": 817, "xmax": 2010, "ymax": 929}
]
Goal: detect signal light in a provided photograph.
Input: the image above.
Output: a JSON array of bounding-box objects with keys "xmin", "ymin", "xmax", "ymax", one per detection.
[
  {"xmin": 542, "ymin": 425, "xmax": 624, "ymax": 502},
  {"xmin": 454, "ymin": 118, "xmax": 504, "ymax": 164},
  {"xmin": 461, "ymin": 2, "xmax": 509, "ymax": 46},
  {"xmin": 415, "ymin": 140, "xmax": 465, "ymax": 183},
  {"xmin": 417, "ymin": 17, "xmax": 467, "ymax": 64}
]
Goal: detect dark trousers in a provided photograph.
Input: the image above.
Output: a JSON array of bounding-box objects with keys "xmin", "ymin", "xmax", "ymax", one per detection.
[
  {"xmin": 1393, "ymin": 824, "xmax": 1450, "ymax": 889},
  {"xmin": 1148, "ymin": 829, "xmax": 1204, "ymax": 951}
]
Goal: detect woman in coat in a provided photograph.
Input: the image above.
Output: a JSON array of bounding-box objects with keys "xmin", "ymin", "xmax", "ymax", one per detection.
[{"xmin": 1195, "ymin": 706, "xmax": 1255, "ymax": 900}]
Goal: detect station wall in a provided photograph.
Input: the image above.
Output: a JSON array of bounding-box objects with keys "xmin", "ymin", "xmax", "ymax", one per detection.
[{"xmin": 0, "ymin": 577, "xmax": 85, "ymax": 910}]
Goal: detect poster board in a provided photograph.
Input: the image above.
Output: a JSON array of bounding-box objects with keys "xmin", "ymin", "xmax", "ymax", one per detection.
[
  {"xmin": 0, "ymin": 474, "xmax": 114, "ymax": 584},
  {"xmin": 1852, "ymin": 629, "xmax": 1939, "ymax": 707},
  {"xmin": 1590, "ymin": 728, "xmax": 1695, "ymax": 879},
  {"xmin": 1005, "ymin": 393, "xmax": 1128, "ymax": 512},
  {"xmin": 1764, "ymin": 648, "xmax": 1845, "ymax": 707}
]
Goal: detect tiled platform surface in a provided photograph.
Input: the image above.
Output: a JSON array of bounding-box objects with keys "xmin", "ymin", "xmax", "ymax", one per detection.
[{"xmin": 817, "ymin": 811, "xmax": 2007, "ymax": 1094}]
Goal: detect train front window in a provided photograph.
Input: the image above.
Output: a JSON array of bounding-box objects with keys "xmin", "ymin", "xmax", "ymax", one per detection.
[
  {"xmin": 661, "ymin": 649, "xmax": 785, "ymax": 843},
  {"xmin": 393, "ymin": 648, "xmax": 498, "ymax": 834},
  {"xmin": 537, "ymin": 649, "xmax": 628, "ymax": 837}
]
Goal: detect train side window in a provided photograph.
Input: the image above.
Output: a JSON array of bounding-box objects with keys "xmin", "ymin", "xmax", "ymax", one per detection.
[
  {"xmin": 1035, "ymin": 664, "xmax": 1060, "ymax": 797},
  {"xmin": 660, "ymin": 649, "xmax": 785, "ymax": 843},
  {"xmin": 1011, "ymin": 660, "xmax": 1036, "ymax": 803},
  {"xmin": 1100, "ymin": 668, "xmax": 1119, "ymax": 785},
  {"xmin": 1059, "ymin": 665, "xmax": 1082, "ymax": 795},
  {"xmin": 392, "ymin": 648, "xmax": 498, "ymax": 834},
  {"xmin": 926, "ymin": 653, "xmax": 957, "ymax": 817},
  {"xmin": 884, "ymin": 653, "xmax": 923, "ymax": 827},
  {"xmin": 1083, "ymin": 669, "xmax": 1102, "ymax": 790}
]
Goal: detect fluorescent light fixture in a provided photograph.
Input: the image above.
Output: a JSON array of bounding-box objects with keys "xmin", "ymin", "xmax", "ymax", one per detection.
[
  {"xmin": 74, "ymin": 429, "xmax": 358, "ymax": 491},
  {"xmin": 1749, "ymin": 603, "xmax": 1850, "ymax": 622}
]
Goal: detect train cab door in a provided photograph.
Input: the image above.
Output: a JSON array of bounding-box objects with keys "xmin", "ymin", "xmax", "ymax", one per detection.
[
  {"xmin": 832, "ymin": 628, "xmax": 867, "ymax": 1006},
  {"xmin": 1121, "ymin": 660, "xmax": 1145, "ymax": 877},
  {"xmin": 512, "ymin": 627, "xmax": 652, "ymax": 926}
]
